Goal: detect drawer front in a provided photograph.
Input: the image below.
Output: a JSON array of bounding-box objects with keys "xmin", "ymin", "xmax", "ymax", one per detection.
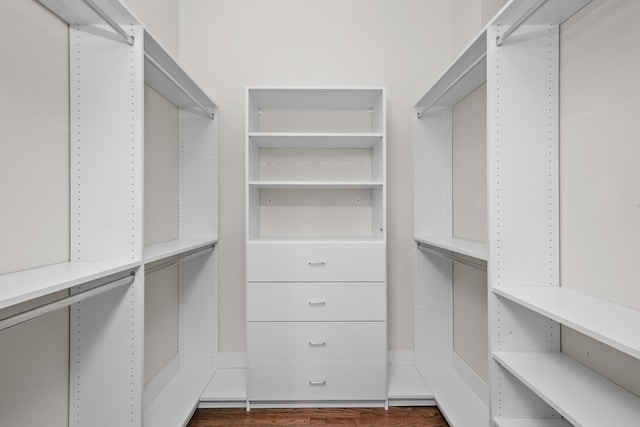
[
  {"xmin": 247, "ymin": 241, "xmax": 385, "ymax": 282},
  {"xmin": 247, "ymin": 322, "xmax": 386, "ymax": 362},
  {"xmin": 248, "ymin": 361, "xmax": 386, "ymax": 401},
  {"xmin": 247, "ymin": 282, "xmax": 386, "ymax": 322}
]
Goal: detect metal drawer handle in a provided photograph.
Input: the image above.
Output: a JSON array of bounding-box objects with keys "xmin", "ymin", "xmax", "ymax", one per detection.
[
  {"xmin": 309, "ymin": 379, "xmax": 326, "ymax": 386},
  {"xmin": 308, "ymin": 300, "xmax": 326, "ymax": 307},
  {"xmin": 308, "ymin": 261, "xmax": 326, "ymax": 266},
  {"xmin": 308, "ymin": 340, "xmax": 327, "ymax": 347}
]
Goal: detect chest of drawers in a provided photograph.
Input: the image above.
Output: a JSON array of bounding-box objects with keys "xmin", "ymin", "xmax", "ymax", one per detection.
[{"xmin": 246, "ymin": 241, "xmax": 387, "ymax": 405}]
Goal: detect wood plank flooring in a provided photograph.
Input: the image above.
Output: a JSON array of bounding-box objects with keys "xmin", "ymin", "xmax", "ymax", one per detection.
[{"xmin": 187, "ymin": 407, "xmax": 450, "ymax": 426}]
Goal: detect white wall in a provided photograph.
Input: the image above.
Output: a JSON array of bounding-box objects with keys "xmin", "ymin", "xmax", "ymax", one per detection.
[
  {"xmin": 559, "ymin": 0, "xmax": 640, "ymax": 396},
  {"xmin": 0, "ymin": 2, "xmax": 69, "ymax": 426},
  {"xmin": 179, "ymin": 0, "xmax": 453, "ymax": 352}
]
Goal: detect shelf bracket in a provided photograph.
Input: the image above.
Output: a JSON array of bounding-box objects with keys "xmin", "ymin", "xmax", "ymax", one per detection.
[
  {"xmin": 144, "ymin": 52, "xmax": 215, "ymax": 119},
  {"xmin": 495, "ymin": 0, "xmax": 549, "ymax": 46},
  {"xmin": 145, "ymin": 244, "xmax": 216, "ymax": 275},
  {"xmin": 81, "ymin": 0, "xmax": 135, "ymax": 46},
  {"xmin": 417, "ymin": 242, "xmax": 487, "ymax": 272},
  {"xmin": 0, "ymin": 272, "xmax": 136, "ymax": 332}
]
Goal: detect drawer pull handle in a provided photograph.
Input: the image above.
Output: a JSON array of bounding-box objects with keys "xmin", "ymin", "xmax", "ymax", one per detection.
[
  {"xmin": 308, "ymin": 300, "xmax": 326, "ymax": 307},
  {"xmin": 308, "ymin": 261, "xmax": 326, "ymax": 266},
  {"xmin": 309, "ymin": 340, "xmax": 327, "ymax": 347},
  {"xmin": 309, "ymin": 379, "xmax": 326, "ymax": 386}
]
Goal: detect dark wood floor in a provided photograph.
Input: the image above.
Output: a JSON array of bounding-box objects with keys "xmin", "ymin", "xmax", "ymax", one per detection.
[{"xmin": 187, "ymin": 407, "xmax": 449, "ymax": 426}]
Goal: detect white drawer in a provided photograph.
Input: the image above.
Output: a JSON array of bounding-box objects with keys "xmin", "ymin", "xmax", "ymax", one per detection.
[
  {"xmin": 247, "ymin": 322, "xmax": 386, "ymax": 362},
  {"xmin": 247, "ymin": 241, "xmax": 385, "ymax": 282},
  {"xmin": 247, "ymin": 282, "xmax": 386, "ymax": 321},
  {"xmin": 248, "ymin": 361, "xmax": 386, "ymax": 401}
]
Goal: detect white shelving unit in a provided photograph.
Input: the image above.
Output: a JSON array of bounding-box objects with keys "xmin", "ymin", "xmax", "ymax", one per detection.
[
  {"xmin": 413, "ymin": 0, "xmax": 640, "ymax": 426},
  {"xmin": 413, "ymin": 19, "xmax": 490, "ymax": 427},
  {"xmin": 245, "ymin": 87, "xmax": 387, "ymax": 408},
  {"xmin": 0, "ymin": 1, "xmax": 218, "ymax": 426}
]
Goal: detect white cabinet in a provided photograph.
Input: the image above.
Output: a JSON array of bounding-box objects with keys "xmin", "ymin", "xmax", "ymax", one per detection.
[{"xmin": 245, "ymin": 87, "xmax": 387, "ymax": 407}]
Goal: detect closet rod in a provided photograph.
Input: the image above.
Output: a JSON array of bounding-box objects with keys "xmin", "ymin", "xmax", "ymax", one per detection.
[
  {"xmin": 145, "ymin": 244, "xmax": 215, "ymax": 275},
  {"xmin": 144, "ymin": 52, "xmax": 215, "ymax": 119},
  {"xmin": 495, "ymin": 0, "xmax": 548, "ymax": 46},
  {"xmin": 417, "ymin": 242, "xmax": 487, "ymax": 272},
  {"xmin": 0, "ymin": 273, "xmax": 135, "ymax": 332},
  {"xmin": 81, "ymin": 0, "xmax": 135, "ymax": 46},
  {"xmin": 416, "ymin": 52, "xmax": 487, "ymax": 119}
]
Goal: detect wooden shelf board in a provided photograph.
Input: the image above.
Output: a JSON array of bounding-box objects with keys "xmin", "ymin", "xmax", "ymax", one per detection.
[
  {"xmin": 249, "ymin": 181, "xmax": 383, "ymax": 189},
  {"xmin": 144, "ymin": 366, "xmax": 215, "ymax": 427},
  {"xmin": 417, "ymin": 364, "xmax": 489, "ymax": 427},
  {"xmin": 493, "ymin": 286, "xmax": 640, "ymax": 359},
  {"xmin": 249, "ymin": 133, "xmax": 383, "ymax": 149},
  {"xmin": 493, "ymin": 418, "xmax": 571, "ymax": 427},
  {"xmin": 0, "ymin": 260, "xmax": 139, "ymax": 310},
  {"xmin": 415, "ymin": 236, "xmax": 488, "ymax": 261},
  {"xmin": 493, "ymin": 352, "xmax": 640, "ymax": 426},
  {"xmin": 144, "ymin": 238, "xmax": 218, "ymax": 264}
]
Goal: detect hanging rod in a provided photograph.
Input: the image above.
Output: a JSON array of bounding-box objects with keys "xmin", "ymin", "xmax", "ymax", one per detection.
[
  {"xmin": 144, "ymin": 52, "xmax": 215, "ymax": 120},
  {"xmin": 145, "ymin": 244, "xmax": 215, "ymax": 275},
  {"xmin": 416, "ymin": 52, "xmax": 487, "ymax": 119},
  {"xmin": 417, "ymin": 242, "xmax": 487, "ymax": 272},
  {"xmin": 0, "ymin": 272, "xmax": 135, "ymax": 332},
  {"xmin": 495, "ymin": 0, "xmax": 549, "ymax": 46},
  {"xmin": 81, "ymin": 0, "xmax": 135, "ymax": 46}
]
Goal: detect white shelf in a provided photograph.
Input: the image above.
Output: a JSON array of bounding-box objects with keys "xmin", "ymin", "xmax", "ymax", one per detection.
[
  {"xmin": 144, "ymin": 238, "xmax": 218, "ymax": 264},
  {"xmin": 249, "ymin": 180, "xmax": 383, "ymax": 189},
  {"xmin": 418, "ymin": 364, "xmax": 489, "ymax": 427},
  {"xmin": 0, "ymin": 260, "xmax": 139, "ymax": 310},
  {"xmin": 414, "ymin": 236, "xmax": 488, "ymax": 261},
  {"xmin": 494, "ymin": 419, "xmax": 571, "ymax": 427},
  {"xmin": 249, "ymin": 236, "xmax": 384, "ymax": 243},
  {"xmin": 387, "ymin": 365, "xmax": 433, "ymax": 402},
  {"xmin": 143, "ymin": 31, "xmax": 216, "ymax": 116},
  {"xmin": 200, "ymin": 368, "xmax": 247, "ymax": 404},
  {"xmin": 144, "ymin": 367, "xmax": 215, "ymax": 427},
  {"xmin": 491, "ymin": 0, "xmax": 592, "ymax": 29},
  {"xmin": 494, "ymin": 286, "xmax": 640, "ymax": 359},
  {"xmin": 249, "ymin": 132, "xmax": 383, "ymax": 149},
  {"xmin": 493, "ymin": 352, "xmax": 640, "ymax": 426},
  {"xmin": 415, "ymin": 29, "xmax": 487, "ymax": 113},
  {"xmin": 249, "ymin": 87, "xmax": 384, "ymax": 110}
]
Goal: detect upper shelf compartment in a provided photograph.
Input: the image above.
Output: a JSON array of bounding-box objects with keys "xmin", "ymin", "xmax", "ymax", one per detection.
[{"xmin": 248, "ymin": 87, "xmax": 385, "ymax": 133}]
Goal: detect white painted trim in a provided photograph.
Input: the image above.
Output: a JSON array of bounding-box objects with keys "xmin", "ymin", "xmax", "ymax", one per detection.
[
  {"xmin": 452, "ymin": 351, "xmax": 489, "ymax": 406},
  {"xmin": 217, "ymin": 352, "xmax": 247, "ymax": 369},
  {"xmin": 143, "ymin": 355, "xmax": 181, "ymax": 411},
  {"xmin": 388, "ymin": 350, "xmax": 414, "ymax": 366}
]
